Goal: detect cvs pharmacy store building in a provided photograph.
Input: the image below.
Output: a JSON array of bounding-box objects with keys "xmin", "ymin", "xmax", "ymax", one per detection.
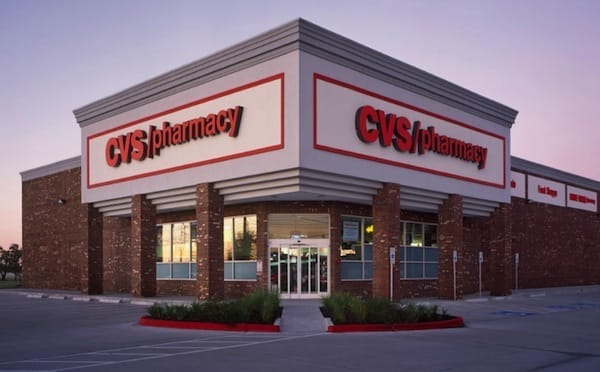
[{"xmin": 21, "ymin": 20, "xmax": 600, "ymax": 300}]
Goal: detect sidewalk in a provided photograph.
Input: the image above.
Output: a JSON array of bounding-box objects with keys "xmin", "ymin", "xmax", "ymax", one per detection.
[
  {"xmin": 3, "ymin": 284, "xmax": 600, "ymax": 334},
  {"xmin": 279, "ymin": 299, "xmax": 327, "ymax": 334},
  {"xmin": 0, "ymin": 288, "xmax": 329, "ymax": 334},
  {"xmin": 0, "ymin": 287, "xmax": 196, "ymax": 306}
]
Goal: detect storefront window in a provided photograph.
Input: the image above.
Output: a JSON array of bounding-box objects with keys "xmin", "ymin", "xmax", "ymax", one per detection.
[
  {"xmin": 224, "ymin": 215, "xmax": 257, "ymax": 280},
  {"xmin": 156, "ymin": 221, "xmax": 197, "ymax": 279},
  {"xmin": 340, "ymin": 216, "xmax": 373, "ymax": 280},
  {"xmin": 399, "ymin": 222, "xmax": 438, "ymax": 279}
]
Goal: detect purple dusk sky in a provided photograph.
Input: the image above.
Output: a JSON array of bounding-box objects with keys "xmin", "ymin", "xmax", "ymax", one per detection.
[{"xmin": 1, "ymin": 0, "xmax": 599, "ymax": 249}]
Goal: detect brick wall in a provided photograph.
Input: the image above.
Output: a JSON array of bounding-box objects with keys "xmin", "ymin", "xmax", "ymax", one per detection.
[
  {"xmin": 372, "ymin": 184, "xmax": 401, "ymax": 299},
  {"xmin": 22, "ymin": 166, "xmax": 600, "ymax": 299},
  {"xmin": 337, "ymin": 280, "xmax": 372, "ymax": 298},
  {"xmin": 131, "ymin": 195, "xmax": 157, "ymax": 297},
  {"xmin": 103, "ymin": 216, "xmax": 131, "ymax": 293},
  {"xmin": 396, "ymin": 280, "xmax": 438, "ymax": 298},
  {"xmin": 463, "ymin": 216, "xmax": 490, "ymax": 294},
  {"xmin": 438, "ymin": 195, "xmax": 464, "ymax": 299},
  {"xmin": 511, "ymin": 197, "xmax": 600, "ymax": 289},
  {"xmin": 22, "ymin": 168, "xmax": 86, "ymax": 291}
]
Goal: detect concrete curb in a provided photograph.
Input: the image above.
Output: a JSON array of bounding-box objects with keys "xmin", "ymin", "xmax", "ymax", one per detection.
[
  {"xmin": 1, "ymin": 289, "xmax": 195, "ymax": 306},
  {"xmin": 327, "ymin": 316, "xmax": 465, "ymax": 333},
  {"xmin": 139, "ymin": 316, "xmax": 281, "ymax": 332}
]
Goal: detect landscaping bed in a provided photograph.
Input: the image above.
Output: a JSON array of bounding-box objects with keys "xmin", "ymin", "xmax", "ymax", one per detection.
[
  {"xmin": 321, "ymin": 293, "xmax": 464, "ymax": 333},
  {"xmin": 139, "ymin": 289, "xmax": 281, "ymax": 332}
]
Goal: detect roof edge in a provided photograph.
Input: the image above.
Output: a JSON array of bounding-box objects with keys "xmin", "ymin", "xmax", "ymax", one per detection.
[
  {"xmin": 73, "ymin": 18, "xmax": 518, "ymax": 128},
  {"xmin": 21, "ymin": 156, "xmax": 81, "ymax": 182},
  {"xmin": 511, "ymin": 156, "xmax": 600, "ymax": 191},
  {"xmin": 295, "ymin": 19, "xmax": 518, "ymax": 126}
]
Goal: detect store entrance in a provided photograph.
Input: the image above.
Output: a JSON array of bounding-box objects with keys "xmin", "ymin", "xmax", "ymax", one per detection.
[{"xmin": 269, "ymin": 239, "xmax": 329, "ymax": 298}]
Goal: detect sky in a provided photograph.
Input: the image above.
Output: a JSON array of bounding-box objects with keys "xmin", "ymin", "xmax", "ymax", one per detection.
[{"xmin": 1, "ymin": 0, "xmax": 599, "ymax": 249}]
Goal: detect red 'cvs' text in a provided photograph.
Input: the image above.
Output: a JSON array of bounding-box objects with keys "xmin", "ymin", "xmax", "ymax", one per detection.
[{"xmin": 355, "ymin": 105, "xmax": 488, "ymax": 169}]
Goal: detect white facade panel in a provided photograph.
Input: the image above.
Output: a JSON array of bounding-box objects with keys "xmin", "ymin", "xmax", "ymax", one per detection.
[
  {"xmin": 314, "ymin": 75, "xmax": 504, "ymax": 187},
  {"xmin": 299, "ymin": 52, "xmax": 511, "ymax": 203},
  {"xmin": 87, "ymin": 76, "xmax": 282, "ymax": 188},
  {"xmin": 567, "ymin": 185, "xmax": 597, "ymax": 212},
  {"xmin": 82, "ymin": 52, "xmax": 300, "ymax": 203},
  {"xmin": 510, "ymin": 171, "xmax": 526, "ymax": 198},
  {"xmin": 527, "ymin": 175, "xmax": 566, "ymax": 207}
]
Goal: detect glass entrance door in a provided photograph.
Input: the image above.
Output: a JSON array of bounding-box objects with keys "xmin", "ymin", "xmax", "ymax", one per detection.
[{"xmin": 269, "ymin": 239, "xmax": 329, "ymax": 298}]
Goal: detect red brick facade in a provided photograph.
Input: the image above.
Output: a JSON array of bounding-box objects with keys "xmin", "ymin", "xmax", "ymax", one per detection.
[
  {"xmin": 372, "ymin": 183, "xmax": 401, "ymax": 299},
  {"xmin": 131, "ymin": 195, "xmax": 157, "ymax": 297},
  {"xmin": 511, "ymin": 197, "xmax": 600, "ymax": 289},
  {"xmin": 196, "ymin": 183, "xmax": 224, "ymax": 299},
  {"xmin": 103, "ymin": 216, "xmax": 131, "ymax": 293},
  {"xmin": 22, "ymin": 167, "xmax": 86, "ymax": 291},
  {"xmin": 21, "ymin": 167, "xmax": 600, "ymax": 300},
  {"xmin": 438, "ymin": 195, "xmax": 464, "ymax": 299}
]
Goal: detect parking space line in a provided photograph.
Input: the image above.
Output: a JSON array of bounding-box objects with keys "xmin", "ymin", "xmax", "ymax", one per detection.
[
  {"xmin": 92, "ymin": 352, "xmax": 173, "ymax": 356},
  {"xmin": 128, "ymin": 345, "xmax": 212, "ymax": 350},
  {"xmin": 0, "ymin": 332, "xmax": 325, "ymax": 372}
]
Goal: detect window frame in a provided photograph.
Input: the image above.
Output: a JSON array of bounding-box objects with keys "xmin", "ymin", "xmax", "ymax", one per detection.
[
  {"xmin": 224, "ymin": 214, "xmax": 258, "ymax": 281},
  {"xmin": 156, "ymin": 221, "xmax": 197, "ymax": 280},
  {"xmin": 340, "ymin": 216, "xmax": 373, "ymax": 281},
  {"xmin": 399, "ymin": 221, "xmax": 438, "ymax": 280}
]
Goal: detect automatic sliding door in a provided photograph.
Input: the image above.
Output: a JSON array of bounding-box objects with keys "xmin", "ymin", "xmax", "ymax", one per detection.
[{"xmin": 269, "ymin": 240, "xmax": 329, "ymax": 297}]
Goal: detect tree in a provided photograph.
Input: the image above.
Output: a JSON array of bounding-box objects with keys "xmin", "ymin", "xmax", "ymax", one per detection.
[
  {"xmin": 0, "ymin": 244, "xmax": 22, "ymax": 281},
  {"xmin": 0, "ymin": 246, "xmax": 8, "ymax": 280},
  {"xmin": 8, "ymin": 244, "xmax": 22, "ymax": 281}
]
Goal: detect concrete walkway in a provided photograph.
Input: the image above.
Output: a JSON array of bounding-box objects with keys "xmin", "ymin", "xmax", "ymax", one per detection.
[
  {"xmin": 279, "ymin": 299, "xmax": 327, "ymax": 334},
  {"xmin": 2, "ymin": 288, "xmax": 329, "ymax": 334}
]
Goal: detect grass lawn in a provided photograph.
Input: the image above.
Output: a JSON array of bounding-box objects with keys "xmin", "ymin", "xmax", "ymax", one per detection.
[{"xmin": 0, "ymin": 280, "xmax": 21, "ymax": 289}]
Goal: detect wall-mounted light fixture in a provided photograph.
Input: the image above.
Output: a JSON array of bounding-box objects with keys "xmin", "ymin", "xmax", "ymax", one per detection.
[{"xmin": 57, "ymin": 198, "xmax": 66, "ymax": 204}]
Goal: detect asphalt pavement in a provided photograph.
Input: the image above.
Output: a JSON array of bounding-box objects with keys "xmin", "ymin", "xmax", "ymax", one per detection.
[{"xmin": 0, "ymin": 285, "xmax": 599, "ymax": 371}]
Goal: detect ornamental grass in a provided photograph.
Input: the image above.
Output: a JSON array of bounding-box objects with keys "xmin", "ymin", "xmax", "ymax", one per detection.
[
  {"xmin": 147, "ymin": 289, "xmax": 281, "ymax": 324},
  {"xmin": 321, "ymin": 292, "xmax": 450, "ymax": 325}
]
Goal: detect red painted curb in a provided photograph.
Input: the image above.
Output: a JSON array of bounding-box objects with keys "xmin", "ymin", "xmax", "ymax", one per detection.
[
  {"xmin": 139, "ymin": 316, "xmax": 280, "ymax": 332},
  {"xmin": 327, "ymin": 316, "xmax": 464, "ymax": 333}
]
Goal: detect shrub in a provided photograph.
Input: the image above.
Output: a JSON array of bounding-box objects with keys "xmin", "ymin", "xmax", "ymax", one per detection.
[
  {"xmin": 145, "ymin": 289, "xmax": 281, "ymax": 324},
  {"xmin": 399, "ymin": 303, "xmax": 419, "ymax": 323},
  {"xmin": 322, "ymin": 293, "xmax": 450, "ymax": 324},
  {"xmin": 365, "ymin": 297, "xmax": 396, "ymax": 324},
  {"xmin": 188, "ymin": 302, "xmax": 205, "ymax": 321},
  {"xmin": 147, "ymin": 303, "xmax": 166, "ymax": 319},
  {"xmin": 258, "ymin": 289, "xmax": 281, "ymax": 323},
  {"xmin": 322, "ymin": 292, "xmax": 352, "ymax": 324},
  {"xmin": 347, "ymin": 295, "xmax": 367, "ymax": 323},
  {"xmin": 202, "ymin": 299, "xmax": 236, "ymax": 323},
  {"xmin": 322, "ymin": 292, "xmax": 369, "ymax": 324}
]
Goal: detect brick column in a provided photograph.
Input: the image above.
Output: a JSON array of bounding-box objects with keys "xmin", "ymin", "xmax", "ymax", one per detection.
[
  {"xmin": 329, "ymin": 209, "xmax": 342, "ymax": 295},
  {"xmin": 196, "ymin": 183, "xmax": 224, "ymax": 300},
  {"xmin": 372, "ymin": 183, "xmax": 401, "ymax": 300},
  {"xmin": 438, "ymin": 194, "xmax": 464, "ymax": 299},
  {"xmin": 255, "ymin": 204, "xmax": 269, "ymax": 291},
  {"xmin": 131, "ymin": 194, "xmax": 156, "ymax": 297},
  {"xmin": 82, "ymin": 204, "xmax": 103, "ymax": 295},
  {"xmin": 489, "ymin": 203, "xmax": 512, "ymax": 296}
]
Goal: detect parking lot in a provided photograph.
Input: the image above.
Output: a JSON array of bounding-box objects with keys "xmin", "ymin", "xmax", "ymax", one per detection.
[{"xmin": 1, "ymin": 286, "xmax": 599, "ymax": 371}]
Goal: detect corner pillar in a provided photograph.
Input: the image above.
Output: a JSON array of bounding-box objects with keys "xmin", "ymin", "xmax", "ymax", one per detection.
[
  {"xmin": 82, "ymin": 204, "xmax": 103, "ymax": 295},
  {"xmin": 131, "ymin": 194, "xmax": 156, "ymax": 297},
  {"xmin": 438, "ymin": 194, "xmax": 464, "ymax": 299},
  {"xmin": 372, "ymin": 183, "xmax": 401, "ymax": 300},
  {"xmin": 196, "ymin": 183, "xmax": 224, "ymax": 300},
  {"xmin": 489, "ymin": 203, "xmax": 512, "ymax": 296}
]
